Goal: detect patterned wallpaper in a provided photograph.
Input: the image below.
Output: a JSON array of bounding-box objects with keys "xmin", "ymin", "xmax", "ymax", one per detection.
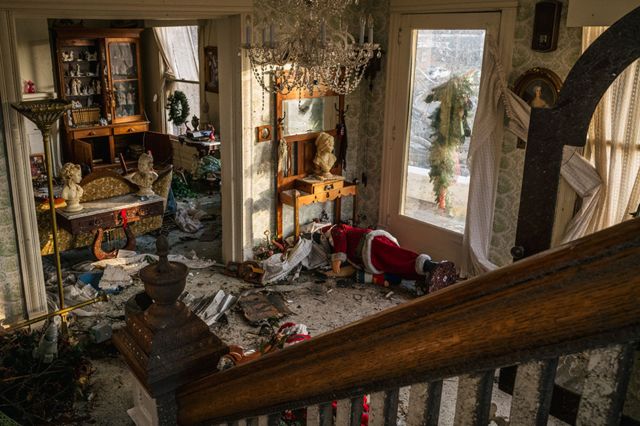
[
  {"xmin": 489, "ymin": 0, "xmax": 582, "ymax": 266},
  {"xmin": 0, "ymin": 110, "xmax": 25, "ymax": 322},
  {"xmin": 246, "ymin": 0, "xmax": 390, "ymax": 248}
]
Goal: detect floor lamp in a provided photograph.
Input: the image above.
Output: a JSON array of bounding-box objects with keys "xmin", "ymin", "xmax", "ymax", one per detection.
[{"xmin": 6, "ymin": 99, "xmax": 106, "ymax": 333}]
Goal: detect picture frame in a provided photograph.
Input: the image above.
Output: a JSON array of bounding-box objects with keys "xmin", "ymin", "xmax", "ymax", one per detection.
[
  {"xmin": 204, "ymin": 46, "xmax": 219, "ymax": 93},
  {"xmin": 513, "ymin": 67, "xmax": 563, "ymax": 109}
]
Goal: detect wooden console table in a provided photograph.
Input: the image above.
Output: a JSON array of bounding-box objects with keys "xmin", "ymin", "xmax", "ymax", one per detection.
[
  {"xmin": 56, "ymin": 194, "xmax": 164, "ymax": 259},
  {"xmin": 278, "ymin": 178, "xmax": 357, "ymax": 239}
]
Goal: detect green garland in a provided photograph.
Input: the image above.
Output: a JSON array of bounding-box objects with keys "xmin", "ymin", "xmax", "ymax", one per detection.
[
  {"xmin": 167, "ymin": 90, "xmax": 190, "ymax": 126},
  {"xmin": 425, "ymin": 75, "xmax": 473, "ymax": 211}
]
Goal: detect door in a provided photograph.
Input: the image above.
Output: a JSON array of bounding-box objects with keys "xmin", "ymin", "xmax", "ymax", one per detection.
[
  {"xmin": 106, "ymin": 37, "xmax": 144, "ymax": 123},
  {"xmin": 382, "ymin": 13, "xmax": 501, "ymax": 264}
]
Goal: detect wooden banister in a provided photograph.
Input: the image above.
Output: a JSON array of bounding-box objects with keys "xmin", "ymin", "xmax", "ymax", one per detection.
[{"xmin": 177, "ymin": 218, "xmax": 640, "ymax": 424}]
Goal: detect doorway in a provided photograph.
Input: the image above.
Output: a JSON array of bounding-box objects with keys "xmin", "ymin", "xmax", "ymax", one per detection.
[{"xmin": 381, "ymin": 12, "xmax": 501, "ymax": 264}]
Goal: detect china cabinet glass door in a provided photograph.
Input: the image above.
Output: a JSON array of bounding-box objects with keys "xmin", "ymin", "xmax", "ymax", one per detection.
[{"xmin": 107, "ymin": 39, "xmax": 143, "ymax": 122}]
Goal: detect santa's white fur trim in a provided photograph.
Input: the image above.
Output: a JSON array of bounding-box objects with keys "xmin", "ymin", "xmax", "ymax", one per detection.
[
  {"xmin": 331, "ymin": 252, "xmax": 347, "ymax": 262},
  {"xmin": 361, "ymin": 230, "xmax": 399, "ymax": 274},
  {"xmin": 415, "ymin": 254, "xmax": 431, "ymax": 275}
]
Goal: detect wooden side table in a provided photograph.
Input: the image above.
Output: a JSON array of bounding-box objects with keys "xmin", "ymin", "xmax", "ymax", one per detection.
[
  {"xmin": 56, "ymin": 194, "xmax": 164, "ymax": 259},
  {"xmin": 277, "ymin": 179, "xmax": 357, "ymax": 239}
]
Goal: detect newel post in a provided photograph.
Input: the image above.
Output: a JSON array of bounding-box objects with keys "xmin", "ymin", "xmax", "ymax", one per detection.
[{"xmin": 113, "ymin": 236, "xmax": 228, "ymax": 425}]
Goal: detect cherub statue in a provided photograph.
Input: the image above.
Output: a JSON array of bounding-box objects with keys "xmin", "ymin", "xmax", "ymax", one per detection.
[
  {"xmin": 312, "ymin": 132, "xmax": 337, "ymax": 179},
  {"xmin": 60, "ymin": 163, "xmax": 84, "ymax": 212},
  {"xmin": 129, "ymin": 152, "xmax": 158, "ymax": 196}
]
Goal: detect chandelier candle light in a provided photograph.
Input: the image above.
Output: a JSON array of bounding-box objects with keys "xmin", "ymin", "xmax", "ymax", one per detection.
[{"xmin": 243, "ymin": 0, "xmax": 381, "ymax": 95}]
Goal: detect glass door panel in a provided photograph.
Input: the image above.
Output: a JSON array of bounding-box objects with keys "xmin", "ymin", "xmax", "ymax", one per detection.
[
  {"xmin": 381, "ymin": 12, "xmax": 500, "ymax": 264},
  {"xmin": 403, "ymin": 29, "xmax": 486, "ymax": 234},
  {"xmin": 108, "ymin": 40, "xmax": 141, "ymax": 121}
]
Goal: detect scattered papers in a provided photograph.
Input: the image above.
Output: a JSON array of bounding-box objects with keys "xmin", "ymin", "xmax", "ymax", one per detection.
[
  {"xmin": 179, "ymin": 290, "xmax": 237, "ymax": 326},
  {"xmin": 98, "ymin": 265, "xmax": 133, "ymax": 291}
]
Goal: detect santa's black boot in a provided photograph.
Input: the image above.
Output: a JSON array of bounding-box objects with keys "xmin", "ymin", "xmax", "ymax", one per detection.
[{"xmin": 422, "ymin": 260, "xmax": 457, "ymax": 293}]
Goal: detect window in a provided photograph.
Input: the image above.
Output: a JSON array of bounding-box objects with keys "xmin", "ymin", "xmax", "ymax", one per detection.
[
  {"xmin": 403, "ymin": 29, "xmax": 486, "ymax": 234},
  {"xmin": 154, "ymin": 26, "xmax": 200, "ymax": 135}
]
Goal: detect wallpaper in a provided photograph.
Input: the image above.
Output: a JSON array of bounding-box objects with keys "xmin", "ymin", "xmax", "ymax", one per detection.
[
  {"xmin": 489, "ymin": 0, "xmax": 582, "ymax": 266},
  {"xmin": 246, "ymin": 0, "xmax": 389, "ymax": 249},
  {"xmin": 0, "ymin": 110, "xmax": 25, "ymax": 323}
]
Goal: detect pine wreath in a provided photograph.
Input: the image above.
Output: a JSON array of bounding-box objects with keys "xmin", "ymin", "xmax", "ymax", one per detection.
[
  {"xmin": 167, "ymin": 90, "xmax": 190, "ymax": 126},
  {"xmin": 425, "ymin": 75, "xmax": 473, "ymax": 211}
]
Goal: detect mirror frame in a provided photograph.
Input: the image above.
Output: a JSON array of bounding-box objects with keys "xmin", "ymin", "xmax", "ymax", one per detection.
[{"xmin": 276, "ymin": 88, "xmax": 345, "ymax": 187}]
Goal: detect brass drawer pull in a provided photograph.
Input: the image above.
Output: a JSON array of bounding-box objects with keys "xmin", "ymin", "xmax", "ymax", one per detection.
[{"xmin": 127, "ymin": 127, "xmax": 135, "ymax": 133}]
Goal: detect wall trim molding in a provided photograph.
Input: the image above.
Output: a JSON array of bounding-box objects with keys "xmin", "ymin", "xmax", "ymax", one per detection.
[
  {"xmin": 218, "ymin": 15, "xmax": 245, "ymax": 262},
  {"xmin": 0, "ymin": 10, "xmax": 48, "ymax": 321},
  {"xmin": 390, "ymin": 0, "xmax": 517, "ymax": 14},
  {"xmin": 0, "ymin": 1, "xmax": 250, "ymax": 18}
]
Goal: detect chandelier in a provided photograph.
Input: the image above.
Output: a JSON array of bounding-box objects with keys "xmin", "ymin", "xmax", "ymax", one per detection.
[{"xmin": 243, "ymin": 0, "xmax": 381, "ymax": 95}]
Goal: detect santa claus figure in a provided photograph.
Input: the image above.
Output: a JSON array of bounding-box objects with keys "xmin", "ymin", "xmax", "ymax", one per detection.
[{"xmin": 326, "ymin": 224, "xmax": 457, "ymax": 292}]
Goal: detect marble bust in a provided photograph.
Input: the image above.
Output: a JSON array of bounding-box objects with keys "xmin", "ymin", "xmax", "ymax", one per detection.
[
  {"xmin": 312, "ymin": 132, "xmax": 337, "ymax": 179},
  {"xmin": 60, "ymin": 163, "xmax": 84, "ymax": 212},
  {"xmin": 129, "ymin": 152, "xmax": 158, "ymax": 197}
]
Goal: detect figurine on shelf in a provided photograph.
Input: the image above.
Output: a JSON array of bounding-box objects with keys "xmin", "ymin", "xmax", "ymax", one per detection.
[
  {"xmin": 129, "ymin": 152, "xmax": 158, "ymax": 197},
  {"xmin": 62, "ymin": 51, "xmax": 74, "ymax": 62},
  {"xmin": 126, "ymin": 90, "xmax": 134, "ymax": 106},
  {"xmin": 86, "ymin": 51, "xmax": 97, "ymax": 61},
  {"xmin": 60, "ymin": 163, "xmax": 84, "ymax": 212},
  {"xmin": 70, "ymin": 78, "xmax": 80, "ymax": 96},
  {"xmin": 94, "ymin": 80, "xmax": 101, "ymax": 95},
  {"xmin": 312, "ymin": 132, "xmax": 338, "ymax": 179},
  {"xmin": 23, "ymin": 80, "xmax": 36, "ymax": 94},
  {"xmin": 117, "ymin": 90, "xmax": 126, "ymax": 107},
  {"xmin": 99, "ymin": 117, "xmax": 108, "ymax": 126},
  {"xmin": 75, "ymin": 63, "xmax": 82, "ymax": 77}
]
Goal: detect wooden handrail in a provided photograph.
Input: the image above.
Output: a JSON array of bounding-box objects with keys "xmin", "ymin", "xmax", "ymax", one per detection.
[{"xmin": 177, "ymin": 218, "xmax": 640, "ymax": 425}]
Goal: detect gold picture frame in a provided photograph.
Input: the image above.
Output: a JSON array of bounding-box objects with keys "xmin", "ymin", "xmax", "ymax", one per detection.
[{"xmin": 514, "ymin": 67, "xmax": 563, "ymax": 109}]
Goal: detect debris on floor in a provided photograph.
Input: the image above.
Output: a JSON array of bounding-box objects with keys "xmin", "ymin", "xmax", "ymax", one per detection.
[
  {"xmin": 238, "ymin": 292, "xmax": 292, "ymax": 325},
  {"xmin": 0, "ymin": 321, "xmax": 94, "ymax": 425},
  {"xmin": 179, "ymin": 290, "xmax": 237, "ymax": 326},
  {"xmin": 175, "ymin": 201, "xmax": 208, "ymax": 233}
]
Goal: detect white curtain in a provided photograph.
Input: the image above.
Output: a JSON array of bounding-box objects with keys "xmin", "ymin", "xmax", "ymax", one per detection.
[
  {"xmin": 561, "ymin": 27, "xmax": 640, "ymax": 240},
  {"xmin": 461, "ymin": 39, "xmax": 531, "ymax": 277},
  {"xmin": 154, "ymin": 26, "xmax": 199, "ymax": 81},
  {"xmin": 154, "ymin": 26, "xmax": 201, "ymax": 134}
]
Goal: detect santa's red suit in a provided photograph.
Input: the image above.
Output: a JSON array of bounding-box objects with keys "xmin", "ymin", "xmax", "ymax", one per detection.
[{"xmin": 328, "ymin": 224, "xmax": 431, "ymax": 281}]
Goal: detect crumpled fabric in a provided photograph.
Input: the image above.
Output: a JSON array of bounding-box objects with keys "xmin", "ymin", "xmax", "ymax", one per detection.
[
  {"xmin": 175, "ymin": 204, "xmax": 207, "ymax": 233},
  {"xmin": 261, "ymin": 238, "xmax": 313, "ymax": 284}
]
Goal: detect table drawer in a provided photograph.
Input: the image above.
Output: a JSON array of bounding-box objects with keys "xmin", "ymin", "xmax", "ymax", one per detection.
[
  {"xmin": 60, "ymin": 212, "xmax": 117, "ymax": 234},
  {"xmin": 113, "ymin": 123, "xmax": 149, "ymax": 135},
  {"xmin": 73, "ymin": 127, "xmax": 111, "ymax": 139}
]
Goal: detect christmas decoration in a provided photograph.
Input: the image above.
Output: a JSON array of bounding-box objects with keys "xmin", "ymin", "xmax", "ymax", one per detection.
[
  {"xmin": 425, "ymin": 75, "xmax": 473, "ymax": 210},
  {"xmin": 166, "ymin": 90, "xmax": 190, "ymax": 127}
]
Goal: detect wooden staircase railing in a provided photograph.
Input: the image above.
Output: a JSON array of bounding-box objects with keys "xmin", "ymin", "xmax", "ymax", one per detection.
[{"xmin": 115, "ymin": 217, "xmax": 640, "ymax": 425}]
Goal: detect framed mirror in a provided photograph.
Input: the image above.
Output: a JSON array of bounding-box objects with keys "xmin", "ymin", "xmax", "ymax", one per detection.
[
  {"xmin": 276, "ymin": 88, "xmax": 345, "ymax": 183},
  {"xmin": 281, "ymin": 95, "xmax": 340, "ymax": 137}
]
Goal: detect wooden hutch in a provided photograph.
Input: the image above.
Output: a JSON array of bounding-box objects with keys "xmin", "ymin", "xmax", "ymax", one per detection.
[{"xmin": 55, "ymin": 28, "xmax": 150, "ymax": 170}]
